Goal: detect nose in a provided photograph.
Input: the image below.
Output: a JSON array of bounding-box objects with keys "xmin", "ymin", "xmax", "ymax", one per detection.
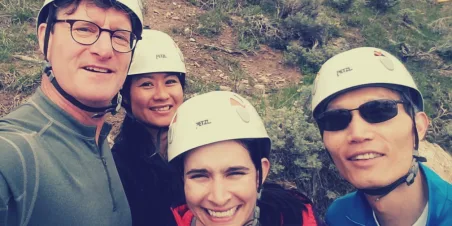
[
  {"xmin": 207, "ymin": 178, "xmax": 232, "ymax": 206},
  {"xmin": 346, "ymin": 111, "xmax": 375, "ymax": 144},
  {"xmin": 152, "ymin": 84, "xmax": 170, "ymax": 101},
  {"xmin": 90, "ymin": 31, "xmax": 114, "ymax": 60}
]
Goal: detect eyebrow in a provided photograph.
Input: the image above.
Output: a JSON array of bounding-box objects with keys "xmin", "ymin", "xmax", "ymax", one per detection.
[
  {"xmin": 185, "ymin": 166, "xmax": 250, "ymax": 176},
  {"xmin": 186, "ymin": 168, "xmax": 208, "ymax": 176},
  {"xmin": 225, "ymin": 166, "xmax": 250, "ymax": 173},
  {"xmin": 136, "ymin": 74, "xmax": 179, "ymax": 80}
]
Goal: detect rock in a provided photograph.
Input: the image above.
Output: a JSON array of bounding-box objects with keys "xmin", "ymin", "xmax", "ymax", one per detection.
[
  {"xmin": 194, "ymin": 62, "xmax": 200, "ymax": 67},
  {"xmin": 218, "ymin": 73, "xmax": 225, "ymax": 78},
  {"xmin": 258, "ymin": 76, "xmax": 270, "ymax": 84},
  {"xmin": 172, "ymin": 2, "xmax": 177, "ymax": 5},
  {"xmin": 153, "ymin": 9, "xmax": 159, "ymax": 14},
  {"xmin": 184, "ymin": 27, "xmax": 191, "ymax": 35},
  {"xmin": 189, "ymin": 38, "xmax": 196, "ymax": 42},
  {"xmin": 165, "ymin": 12, "xmax": 171, "ymax": 18},
  {"xmin": 241, "ymin": 79, "xmax": 249, "ymax": 85},
  {"xmin": 419, "ymin": 141, "xmax": 452, "ymax": 183},
  {"xmin": 254, "ymin": 84, "xmax": 265, "ymax": 94},
  {"xmin": 238, "ymin": 83, "xmax": 247, "ymax": 91},
  {"xmin": 219, "ymin": 86, "xmax": 232, "ymax": 91},
  {"xmin": 172, "ymin": 16, "xmax": 180, "ymax": 20}
]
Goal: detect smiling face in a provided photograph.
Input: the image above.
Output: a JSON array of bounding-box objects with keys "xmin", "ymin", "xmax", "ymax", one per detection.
[
  {"xmin": 183, "ymin": 140, "xmax": 269, "ymax": 226},
  {"xmin": 38, "ymin": 0, "xmax": 133, "ymax": 107},
  {"xmin": 129, "ymin": 72, "xmax": 183, "ymax": 127},
  {"xmin": 322, "ymin": 87, "xmax": 423, "ymax": 189}
]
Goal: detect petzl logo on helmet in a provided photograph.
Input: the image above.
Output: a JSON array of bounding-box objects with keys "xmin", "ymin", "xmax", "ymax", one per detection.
[
  {"xmin": 196, "ymin": 119, "xmax": 211, "ymax": 128},
  {"xmin": 156, "ymin": 54, "xmax": 167, "ymax": 59},
  {"xmin": 336, "ymin": 67, "xmax": 353, "ymax": 76}
]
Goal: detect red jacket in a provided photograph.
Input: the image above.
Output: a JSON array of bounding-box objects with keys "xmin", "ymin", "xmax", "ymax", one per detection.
[{"xmin": 171, "ymin": 204, "xmax": 319, "ymax": 226}]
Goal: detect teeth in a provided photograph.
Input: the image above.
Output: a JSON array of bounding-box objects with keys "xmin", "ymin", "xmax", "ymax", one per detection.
[
  {"xmin": 85, "ymin": 66, "xmax": 109, "ymax": 73},
  {"xmin": 151, "ymin": 106, "xmax": 170, "ymax": 111},
  {"xmin": 352, "ymin": 153, "xmax": 382, "ymax": 160},
  {"xmin": 207, "ymin": 207, "xmax": 236, "ymax": 218}
]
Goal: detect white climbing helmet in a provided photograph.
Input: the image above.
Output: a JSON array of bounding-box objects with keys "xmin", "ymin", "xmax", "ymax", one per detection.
[
  {"xmin": 311, "ymin": 47, "xmax": 423, "ymax": 117},
  {"xmin": 167, "ymin": 91, "xmax": 271, "ymax": 162},
  {"xmin": 128, "ymin": 29, "xmax": 186, "ymax": 76},
  {"xmin": 37, "ymin": 0, "xmax": 144, "ymax": 36}
]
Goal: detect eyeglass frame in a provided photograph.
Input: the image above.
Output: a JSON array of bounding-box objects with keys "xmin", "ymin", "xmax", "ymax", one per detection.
[
  {"xmin": 316, "ymin": 99, "xmax": 406, "ymax": 131},
  {"xmin": 52, "ymin": 19, "xmax": 138, "ymax": 53}
]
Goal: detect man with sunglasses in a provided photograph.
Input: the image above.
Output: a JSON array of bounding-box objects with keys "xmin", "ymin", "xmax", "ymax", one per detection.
[
  {"xmin": 311, "ymin": 47, "xmax": 452, "ymax": 226},
  {"xmin": 0, "ymin": 0, "xmax": 143, "ymax": 225}
]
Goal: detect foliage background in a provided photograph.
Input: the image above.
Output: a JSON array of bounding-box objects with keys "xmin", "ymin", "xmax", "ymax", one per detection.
[{"xmin": 0, "ymin": 0, "xmax": 450, "ymax": 217}]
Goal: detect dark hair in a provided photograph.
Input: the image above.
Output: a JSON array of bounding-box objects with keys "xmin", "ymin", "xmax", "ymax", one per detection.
[
  {"xmin": 174, "ymin": 139, "xmax": 315, "ymax": 226},
  {"xmin": 113, "ymin": 116, "xmax": 185, "ymax": 225},
  {"xmin": 245, "ymin": 139, "xmax": 313, "ymax": 226},
  {"xmin": 120, "ymin": 73, "xmax": 186, "ymax": 112},
  {"xmin": 46, "ymin": 0, "xmax": 142, "ymax": 37}
]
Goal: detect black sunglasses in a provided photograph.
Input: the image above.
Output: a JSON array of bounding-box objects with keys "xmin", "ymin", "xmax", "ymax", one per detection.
[{"xmin": 316, "ymin": 99, "xmax": 405, "ymax": 131}]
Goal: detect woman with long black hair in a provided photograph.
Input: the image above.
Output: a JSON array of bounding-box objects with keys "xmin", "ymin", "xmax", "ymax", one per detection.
[
  {"xmin": 112, "ymin": 28, "xmax": 186, "ymax": 226},
  {"xmin": 168, "ymin": 91, "xmax": 323, "ymax": 226}
]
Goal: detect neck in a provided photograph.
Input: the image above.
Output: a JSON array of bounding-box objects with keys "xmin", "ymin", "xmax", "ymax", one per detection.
[
  {"xmin": 147, "ymin": 126, "xmax": 169, "ymax": 159},
  {"xmin": 41, "ymin": 74, "xmax": 105, "ymax": 143},
  {"xmin": 366, "ymin": 169, "xmax": 428, "ymax": 226}
]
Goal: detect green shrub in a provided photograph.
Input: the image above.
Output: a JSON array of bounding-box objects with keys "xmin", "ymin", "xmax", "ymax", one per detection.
[
  {"xmin": 196, "ymin": 10, "xmax": 229, "ymax": 37},
  {"xmin": 366, "ymin": 0, "xmax": 399, "ymax": 12},
  {"xmin": 284, "ymin": 42, "xmax": 341, "ymax": 75},
  {"xmin": 282, "ymin": 12, "xmax": 324, "ymax": 44},
  {"xmin": 435, "ymin": 38, "xmax": 452, "ymax": 61},
  {"xmin": 257, "ymin": 86, "xmax": 354, "ymax": 216},
  {"xmin": 327, "ymin": 0, "xmax": 354, "ymax": 12}
]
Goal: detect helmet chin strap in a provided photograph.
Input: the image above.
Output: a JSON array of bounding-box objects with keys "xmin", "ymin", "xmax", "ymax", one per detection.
[
  {"xmin": 44, "ymin": 63, "xmax": 122, "ymax": 118},
  {"xmin": 359, "ymin": 107, "xmax": 426, "ymax": 199}
]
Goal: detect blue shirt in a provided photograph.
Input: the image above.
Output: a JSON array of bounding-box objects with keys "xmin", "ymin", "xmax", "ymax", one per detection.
[{"xmin": 326, "ymin": 164, "xmax": 452, "ymax": 226}]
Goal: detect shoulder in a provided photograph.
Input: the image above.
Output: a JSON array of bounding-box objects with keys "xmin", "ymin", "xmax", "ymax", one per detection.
[
  {"xmin": 0, "ymin": 131, "xmax": 36, "ymax": 159},
  {"xmin": 422, "ymin": 165, "xmax": 452, "ymax": 221},
  {"xmin": 422, "ymin": 164, "xmax": 452, "ymax": 201},
  {"xmin": 325, "ymin": 192, "xmax": 359, "ymax": 223}
]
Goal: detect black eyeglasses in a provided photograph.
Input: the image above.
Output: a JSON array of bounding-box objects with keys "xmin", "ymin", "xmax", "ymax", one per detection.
[
  {"xmin": 53, "ymin": 19, "xmax": 138, "ymax": 53},
  {"xmin": 316, "ymin": 99, "xmax": 405, "ymax": 131}
]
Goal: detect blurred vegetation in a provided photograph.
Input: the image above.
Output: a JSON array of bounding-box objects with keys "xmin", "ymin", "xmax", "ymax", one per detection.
[
  {"xmin": 0, "ymin": 0, "xmax": 450, "ymax": 218},
  {"xmin": 189, "ymin": 0, "xmax": 451, "ymax": 216}
]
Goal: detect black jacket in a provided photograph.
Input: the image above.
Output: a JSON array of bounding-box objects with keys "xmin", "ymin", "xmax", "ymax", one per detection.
[{"xmin": 112, "ymin": 119, "xmax": 184, "ymax": 226}]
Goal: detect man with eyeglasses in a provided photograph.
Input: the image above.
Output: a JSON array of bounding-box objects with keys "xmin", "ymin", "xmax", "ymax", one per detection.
[
  {"xmin": 311, "ymin": 47, "xmax": 451, "ymax": 226},
  {"xmin": 0, "ymin": 0, "xmax": 143, "ymax": 225}
]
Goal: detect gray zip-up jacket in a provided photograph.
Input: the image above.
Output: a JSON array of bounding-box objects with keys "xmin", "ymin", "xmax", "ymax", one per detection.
[{"xmin": 0, "ymin": 88, "xmax": 131, "ymax": 226}]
